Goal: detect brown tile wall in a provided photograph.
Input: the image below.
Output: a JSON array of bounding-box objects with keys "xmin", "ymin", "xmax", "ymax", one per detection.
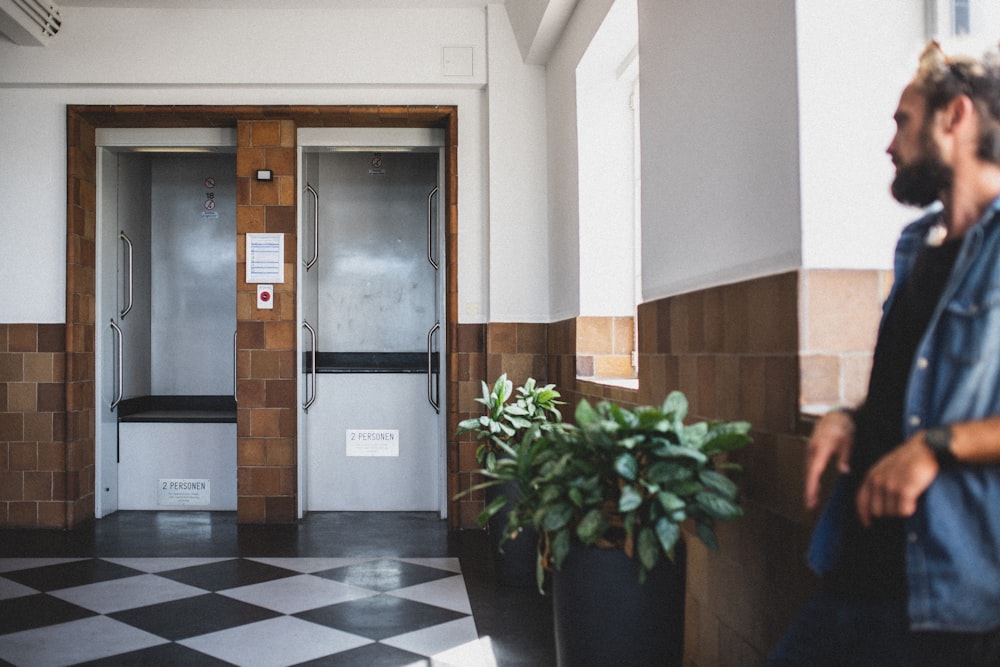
[
  {"xmin": 10, "ymin": 105, "xmax": 458, "ymax": 532},
  {"xmin": 799, "ymin": 269, "xmax": 890, "ymax": 410},
  {"xmin": 450, "ymin": 322, "xmax": 550, "ymax": 527},
  {"xmin": 575, "ymin": 315, "xmax": 636, "ymax": 381},
  {"xmin": 235, "ymin": 120, "xmax": 298, "ymax": 524},
  {"xmin": 452, "ymin": 323, "xmax": 486, "ymax": 527},
  {"xmin": 636, "ymin": 272, "xmax": 825, "ymax": 666},
  {"xmin": 0, "ymin": 325, "xmax": 69, "ymax": 528},
  {"xmin": 460, "ymin": 271, "xmax": 872, "ymax": 664}
]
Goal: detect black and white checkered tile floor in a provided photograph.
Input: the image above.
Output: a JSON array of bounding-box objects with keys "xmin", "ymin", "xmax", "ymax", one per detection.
[{"xmin": 0, "ymin": 513, "xmax": 555, "ymax": 667}]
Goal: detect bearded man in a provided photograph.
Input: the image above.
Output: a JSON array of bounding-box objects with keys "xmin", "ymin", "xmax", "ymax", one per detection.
[{"xmin": 769, "ymin": 42, "xmax": 1000, "ymax": 666}]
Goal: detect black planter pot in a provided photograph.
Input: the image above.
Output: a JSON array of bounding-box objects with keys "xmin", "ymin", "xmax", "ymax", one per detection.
[
  {"xmin": 551, "ymin": 539, "xmax": 686, "ymax": 667},
  {"xmin": 485, "ymin": 481, "xmax": 538, "ymax": 587}
]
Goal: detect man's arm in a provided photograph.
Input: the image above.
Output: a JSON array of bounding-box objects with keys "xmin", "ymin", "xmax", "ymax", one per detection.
[
  {"xmin": 856, "ymin": 416, "xmax": 1000, "ymax": 527},
  {"xmin": 804, "ymin": 410, "xmax": 856, "ymax": 511}
]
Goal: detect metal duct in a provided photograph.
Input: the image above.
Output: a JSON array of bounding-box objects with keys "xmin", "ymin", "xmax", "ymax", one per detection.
[{"xmin": 0, "ymin": 0, "xmax": 61, "ymax": 46}]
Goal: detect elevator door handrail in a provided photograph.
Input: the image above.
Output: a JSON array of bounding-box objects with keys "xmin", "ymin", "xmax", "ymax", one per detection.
[
  {"xmin": 302, "ymin": 320, "xmax": 317, "ymax": 411},
  {"xmin": 109, "ymin": 319, "xmax": 123, "ymax": 410},
  {"xmin": 427, "ymin": 186, "xmax": 439, "ymax": 270},
  {"xmin": 427, "ymin": 321, "xmax": 440, "ymax": 413},
  {"xmin": 304, "ymin": 184, "xmax": 319, "ymax": 271},
  {"xmin": 119, "ymin": 231, "xmax": 134, "ymax": 319}
]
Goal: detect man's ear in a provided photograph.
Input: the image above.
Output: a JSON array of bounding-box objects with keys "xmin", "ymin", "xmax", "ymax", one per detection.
[{"xmin": 943, "ymin": 94, "xmax": 975, "ymax": 135}]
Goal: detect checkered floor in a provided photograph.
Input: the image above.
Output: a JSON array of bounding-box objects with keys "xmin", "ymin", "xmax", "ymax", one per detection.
[{"xmin": 0, "ymin": 556, "xmax": 495, "ymax": 666}]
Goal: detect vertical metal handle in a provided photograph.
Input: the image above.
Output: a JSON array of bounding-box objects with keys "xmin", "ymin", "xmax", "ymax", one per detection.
[
  {"xmin": 119, "ymin": 231, "xmax": 134, "ymax": 318},
  {"xmin": 304, "ymin": 184, "xmax": 319, "ymax": 271},
  {"xmin": 233, "ymin": 329, "xmax": 238, "ymax": 404},
  {"xmin": 302, "ymin": 320, "xmax": 317, "ymax": 411},
  {"xmin": 426, "ymin": 186, "xmax": 439, "ymax": 270},
  {"xmin": 427, "ymin": 321, "xmax": 440, "ymax": 413},
  {"xmin": 109, "ymin": 319, "xmax": 123, "ymax": 410}
]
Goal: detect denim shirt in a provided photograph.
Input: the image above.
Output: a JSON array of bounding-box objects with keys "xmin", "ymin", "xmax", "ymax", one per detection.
[{"xmin": 808, "ymin": 194, "xmax": 1000, "ymax": 632}]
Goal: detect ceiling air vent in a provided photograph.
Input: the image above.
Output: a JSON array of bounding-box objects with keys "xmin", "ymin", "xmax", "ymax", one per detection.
[{"xmin": 0, "ymin": 0, "xmax": 62, "ymax": 46}]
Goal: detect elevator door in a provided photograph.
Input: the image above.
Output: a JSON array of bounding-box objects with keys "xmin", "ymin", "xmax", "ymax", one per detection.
[{"xmin": 301, "ymin": 148, "xmax": 444, "ymax": 513}]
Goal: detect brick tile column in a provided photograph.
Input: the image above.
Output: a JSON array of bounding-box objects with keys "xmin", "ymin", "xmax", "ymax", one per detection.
[{"xmin": 236, "ymin": 120, "xmax": 298, "ymax": 523}]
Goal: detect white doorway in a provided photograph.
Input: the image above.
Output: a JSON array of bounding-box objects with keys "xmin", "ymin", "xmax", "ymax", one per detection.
[{"xmin": 95, "ymin": 129, "xmax": 238, "ymax": 517}]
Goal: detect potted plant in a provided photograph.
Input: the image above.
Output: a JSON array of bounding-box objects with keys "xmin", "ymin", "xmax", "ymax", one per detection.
[
  {"xmin": 456, "ymin": 374, "xmax": 563, "ymax": 586},
  {"xmin": 521, "ymin": 391, "xmax": 751, "ymax": 666}
]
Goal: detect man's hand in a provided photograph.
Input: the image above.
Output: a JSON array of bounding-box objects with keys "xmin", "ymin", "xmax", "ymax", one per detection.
[
  {"xmin": 855, "ymin": 434, "xmax": 939, "ymax": 528},
  {"xmin": 805, "ymin": 411, "xmax": 856, "ymax": 511}
]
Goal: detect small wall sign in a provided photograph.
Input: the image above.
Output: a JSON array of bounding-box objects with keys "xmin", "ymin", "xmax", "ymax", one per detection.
[
  {"xmin": 158, "ymin": 478, "xmax": 211, "ymax": 506},
  {"xmin": 346, "ymin": 429, "xmax": 399, "ymax": 457}
]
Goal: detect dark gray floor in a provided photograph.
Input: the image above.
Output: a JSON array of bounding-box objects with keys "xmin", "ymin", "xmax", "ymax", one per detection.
[{"xmin": 0, "ymin": 512, "xmax": 555, "ymax": 666}]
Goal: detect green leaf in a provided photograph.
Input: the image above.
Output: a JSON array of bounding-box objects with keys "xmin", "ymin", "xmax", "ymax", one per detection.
[
  {"xmin": 575, "ymin": 399, "xmax": 598, "ymax": 427},
  {"xmin": 618, "ymin": 485, "xmax": 643, "ymax": 513},
  {"xmin": 667, "ymin": 479, "xmax": 705, "ymax": 497},
  {"xmin": 657, "ymin": 491, "xmax": 686, "ymax": 513},
  {"xmin": 662, "ymin": 391, "xmax": 688, "ymax": 421},
  {"xmin": 541, "ymin": 502, "xmax": 575, "ymax": 531},
  {"xmin": 637, "ymin": 526, "xmax": 660, "ymax": 572},
  {"xmin": 476, "ymin": 493, "xmax": 510, "ymax": 526},
  {"xmin": 614, "ymin": 453, "xmax": 639, "ymax": 481},
  {"xmin": 550, "ymin": 528, "xmax": 571, "ymax": 569},
  {"xmin": 653, "ymin": 442, "xmax": 708, "ymax": 464},
  {"xmin": 655, "ymin": 517, "xmax": 681, "ymax": 556},
  {"xmin": 699, "ymin": 469, "xmax": 738, "ymax": 500},
  {"xmin": 696, "ymin": 522, "xmax": 720, "ymax": 552},
  {"xmin": 576, "ymin": 509, "xmax": 607, "ymax": 543},
  {"xmin": 681, "ymin": 421, "xmax": 709, "ymax": 448},
  {"xmin": 695, "ymin": 492, "xmax": 743, "ymax": 520},
  {"xmin": 646, "ymin": 461, "xmax": 693, "ymax": 485},
  {"xmin": 701, "ymin": 423, "xmax": 751, "ymax": 453}
]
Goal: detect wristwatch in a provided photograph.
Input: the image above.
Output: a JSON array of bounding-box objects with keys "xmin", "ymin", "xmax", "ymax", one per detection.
[{"xmin": 924, "ymin": 425, "xmax": 956, "ymax": 465}]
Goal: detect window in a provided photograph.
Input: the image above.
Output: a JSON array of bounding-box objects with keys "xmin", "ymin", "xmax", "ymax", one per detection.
[{"xmin": 575, "ymin": 0, "xmax": 640, "ymax": 386}]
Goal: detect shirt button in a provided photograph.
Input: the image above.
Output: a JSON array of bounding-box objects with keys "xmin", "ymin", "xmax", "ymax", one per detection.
[
  {"xmin": 909, "ymin": 415, "xmax": 922, "ymax": 427},
  {"xmin": 917, "ymin": 357, "xmax": 929, "ymax": 369},
  {"xmin": 909, "ymin": 532, "xmax": 919, "ymax": 543}
]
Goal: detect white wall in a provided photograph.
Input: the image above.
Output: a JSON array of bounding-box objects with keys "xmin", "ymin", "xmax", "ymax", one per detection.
[
  {"xmin": 797, "ymin": 2, "xmax": 925, "ymax": 269},
  {"xmin": 798, "ymin": 1, "xmax": 1000, "ymax": 269},
  {"xmin": 485, "ymin": 4, "xmax": 550, "ymax": 322},
  {"xmin": 637, "ymin": 0, "xmax": 801, "ymax": 302},
  {"xmin": 545, "ymin": 0, "xmax": 615, "ymax": 321},
  {"xmin": 0, "ymin": 5, "xmax": 499, "ymax": 323},
  {"xmin": 576, "ymin": 0, "xmax": 637, "ymax": 317}
]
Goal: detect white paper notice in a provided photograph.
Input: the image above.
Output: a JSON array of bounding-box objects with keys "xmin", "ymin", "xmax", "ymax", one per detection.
[
  {"xmin": 347, "ymin": 429, "xmax": 399, "ymax": 457},
  {"xmin": 158, "ymin": 479, "xmax": 211, "ymax": 506},
  {"xmin": 246, "ymin": 233, "xmax": 285, "ymax": 283}
]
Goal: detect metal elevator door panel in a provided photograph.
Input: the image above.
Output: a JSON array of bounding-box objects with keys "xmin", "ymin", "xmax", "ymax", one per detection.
[{"xmin": 303, "ymin": 150, "xmax": 443, "ymax": 512}]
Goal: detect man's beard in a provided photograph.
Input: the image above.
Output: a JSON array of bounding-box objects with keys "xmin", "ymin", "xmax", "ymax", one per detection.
[{"xmin": 890, "ymin": 140, "xmax": 953, "ymax": 208}]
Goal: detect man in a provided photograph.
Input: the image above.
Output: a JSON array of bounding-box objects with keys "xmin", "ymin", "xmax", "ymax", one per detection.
[{"xmin": 769, "ymin": 42, "xmax": 1000, "ymax": 666}]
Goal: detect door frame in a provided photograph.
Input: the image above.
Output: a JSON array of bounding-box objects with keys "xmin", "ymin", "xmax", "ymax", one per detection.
[{"xmin": 67, "ymin": 105, "xmax": 459, "ymax": 526}]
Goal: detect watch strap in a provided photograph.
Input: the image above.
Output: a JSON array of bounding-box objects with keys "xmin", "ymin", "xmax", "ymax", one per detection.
[{"xmin": 924, "ymin": 425, "xmax": 955, "ymax": 465}]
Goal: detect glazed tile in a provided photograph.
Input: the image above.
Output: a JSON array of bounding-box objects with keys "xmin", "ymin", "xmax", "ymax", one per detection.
[
  {"xmin": 109, "ymin": 593, "xmax": 282, "ymax": 641},
  {"xmin": 381, "ymin": 616, "xmax": 494, "ymax": 665},
  {"xmin": 48, "ymin": 573, "xmax": 205, "ymax": 613},
  {"xmin": 0, "ymin": 615, "xmax": 165, "ymax": 667},
  {"xmin": 389, "ymin": 574, "xmax": 473, "ymax": 614},
  {"xmin": 294, "ymin": 594, "xmax": 468, "ymax": 641},
  {"xmin": 219, "ymin": 573, "xmax": 376, "ymax": 614},
  {"xmin": 178, "ymin": 615, "xmax": 372, "ymax": 666}
]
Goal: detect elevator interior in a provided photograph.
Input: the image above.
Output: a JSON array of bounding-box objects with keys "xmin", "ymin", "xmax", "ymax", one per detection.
[
  {"xmin": 298, "ymin": 128, "xmax": 446, "ymax": 516},
  {"xmin": 95, "ymin": 129, "xmax": 238, "ymax": 516}
]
